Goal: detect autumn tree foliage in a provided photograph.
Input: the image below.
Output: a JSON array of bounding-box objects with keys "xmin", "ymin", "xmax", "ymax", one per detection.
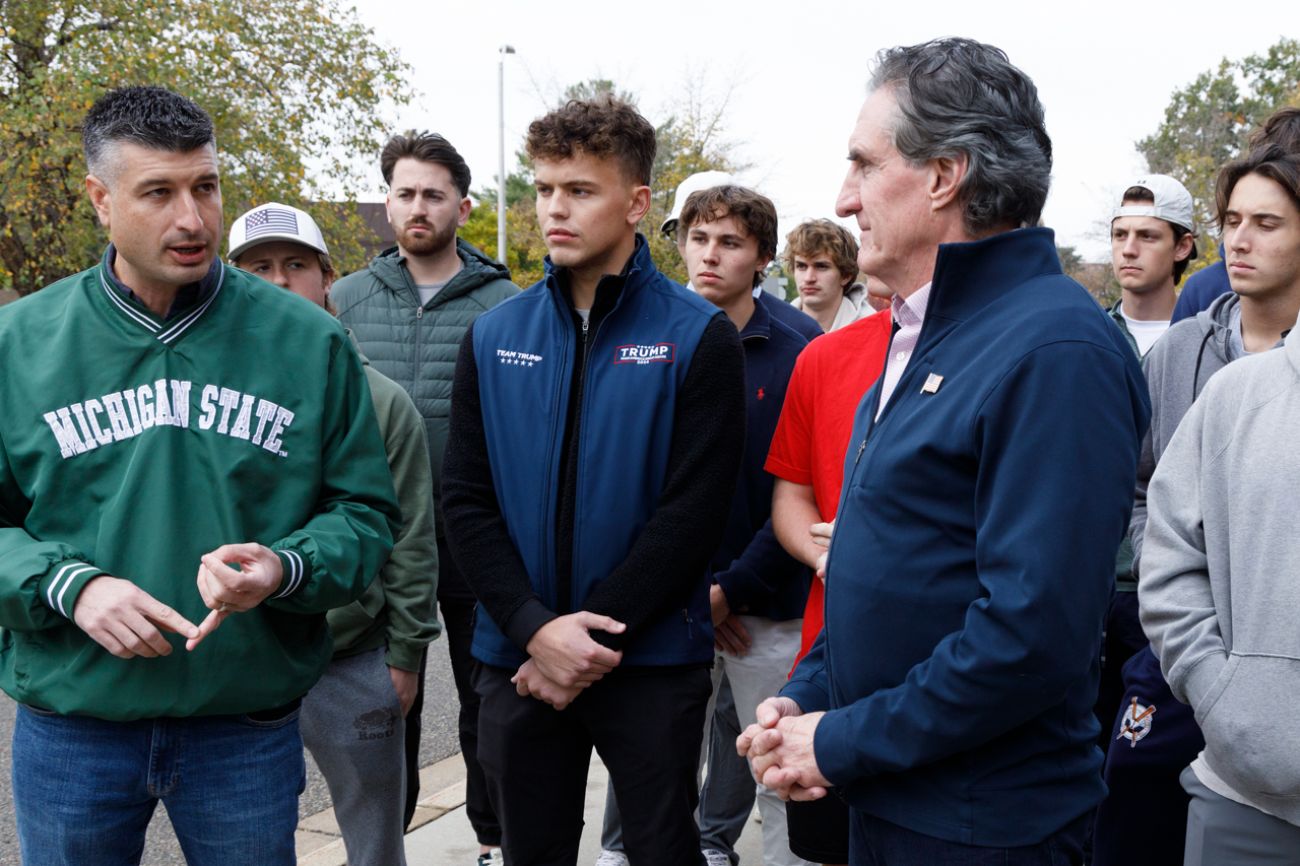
[
  {"xmin": 0, "ymin": 1, "xmax": 409, "ymax": 293},
  {"xmin": 1139, "ymin": 37, "xmax": 1300, "ymax": 268}
]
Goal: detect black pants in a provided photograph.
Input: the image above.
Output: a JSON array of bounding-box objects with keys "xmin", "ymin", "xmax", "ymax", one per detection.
[
  {"xmin": 1094, "ymin": 590, "xmax": 1146, "ymax": 755},
  {"xmin": 402, "ymin": 648, "xmax": 426, "ymax": 829},
  {"xmin": 850, "ymin": 810, "xmax": 1089, "ymax": 866},
  {"xmin": 474, "ymin": 661, "xmax": 712, "ymax": 866},
  {"xmin": 788, "ymin": 793, "xmax": 850, "ymax": 863},
  {"xmin": 437, "ymin": 537, "xmax": 502, "ymax": 846}
]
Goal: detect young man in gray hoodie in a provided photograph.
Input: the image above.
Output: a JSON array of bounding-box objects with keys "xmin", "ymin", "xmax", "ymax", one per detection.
[
  {"xmin": 1093, "ymin": 146, "xmax": 1300, "ymax": 866},
  {"xmin": 1140, "ymin": 146, "xmax": 1300, "ymax": 864}
]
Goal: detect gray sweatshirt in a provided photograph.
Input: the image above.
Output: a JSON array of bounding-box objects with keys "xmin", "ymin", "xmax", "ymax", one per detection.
[
  {"xmin": 1130, "ymin": 291, "xmax": 1244, "ymax": 574},
  {"xmin": 1140, "ymin": 323, "xmax": 1300, "ymax": 824}
]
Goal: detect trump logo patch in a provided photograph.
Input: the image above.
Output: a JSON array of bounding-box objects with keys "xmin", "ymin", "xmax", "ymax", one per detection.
[{"xmin": 614, "ymin": 343, "xmax": 676, "ymax": 365}]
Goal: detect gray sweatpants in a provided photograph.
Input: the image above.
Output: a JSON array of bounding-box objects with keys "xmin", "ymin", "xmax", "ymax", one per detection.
[
  {"xmin": 1182, "ymin": 766, "xmax": 1300, "ymax": 865},
  {"xmin": 301, "ymin": 646, "xmax": 407, "ymax": 866}
]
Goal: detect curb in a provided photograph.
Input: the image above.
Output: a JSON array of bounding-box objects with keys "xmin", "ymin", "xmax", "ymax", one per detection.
[{"xmin": 296, "ymin": 752, "xmax": 467, "ymax": 865}]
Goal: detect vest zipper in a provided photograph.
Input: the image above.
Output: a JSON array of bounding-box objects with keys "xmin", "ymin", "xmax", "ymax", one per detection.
[{"xmin": 567, "ymin": 314, "xmax": 591, "ymax": 613}]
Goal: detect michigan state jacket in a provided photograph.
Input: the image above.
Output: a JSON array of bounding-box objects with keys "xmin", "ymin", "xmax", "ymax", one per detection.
[{"xmin": 0, "ymin": 250, "xmax": 400, "ymax": 721}]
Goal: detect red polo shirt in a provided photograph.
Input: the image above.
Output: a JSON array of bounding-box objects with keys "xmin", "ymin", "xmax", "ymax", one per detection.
[{"xmin": 765, "ymin": 308, "xmax": 892, "ymax": 669}]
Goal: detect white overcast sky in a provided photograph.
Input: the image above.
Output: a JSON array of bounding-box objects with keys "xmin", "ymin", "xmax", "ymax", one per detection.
[{"xmin": 347, "ymin": 0, "xmax": 1291, "ymax": 261}]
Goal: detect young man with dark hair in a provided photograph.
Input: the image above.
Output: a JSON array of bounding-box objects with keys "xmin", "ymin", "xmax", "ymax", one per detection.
[
  {"xmin": 685, "ymin": 186, "xmax": 814, "ymax": 866},
  {"xmin": 0, "ymin": 86, "xmax": 399, "ymax": 866},
  {"xmin": 332, "ymin": 130, "xmax": 517, "ymax": 861},
  {"xmin": 599, "ymin": 185, "xmax": 814, "ymax": 866},
  {"xmin": 442, "ymin": 95, "xmax": 746, "ymax": 865},
  {"xmin": 1141, "ymin": 147, "xmax": 1300, "ymax": 865},
  {"xmin": 783, "ymin": 219, "xmax": 869, "ymax": 333},
  {"xmin": 1108, "ymin": 175, "xmax": 1198, "ymax": 356},
  {"xmin": 229, "ymin": 203, "xmax": 440, "ymax": 866},
  {"xmin": 1095, "ymin": 173, "xmax": 1197, "ymax": 764}
]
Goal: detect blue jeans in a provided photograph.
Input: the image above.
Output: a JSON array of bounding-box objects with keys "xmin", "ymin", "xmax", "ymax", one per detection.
[{"xmin": 13, "ymin": 703, "xmax": 306, "ymax": 866}]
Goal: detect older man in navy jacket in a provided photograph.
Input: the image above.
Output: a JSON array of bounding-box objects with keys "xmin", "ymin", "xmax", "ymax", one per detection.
[{"xmin": 739, "ymin": 38, "xmax": 1150, "ymax": 865}]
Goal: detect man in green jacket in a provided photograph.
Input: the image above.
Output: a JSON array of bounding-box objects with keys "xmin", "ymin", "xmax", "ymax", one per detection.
[
  {"xmin": 331, "ymin": 130, "xmax": 517, "ymax": 862},
  {"xmin": 0, "ymin": 87, "xmax": 398, "ymax": 866},
  {"xmin": 230, "ymin": 201, "xmax": 440, "ymax": 866}
]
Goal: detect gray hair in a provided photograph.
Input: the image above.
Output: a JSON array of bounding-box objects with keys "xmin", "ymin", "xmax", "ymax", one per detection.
[
  {"xmin": 869, "ymin": 38, "xmax": 1052, "ymax": 236},
  {"xmin": 82, "ymin": 86, "xmax": 215, "ymax": 185}
]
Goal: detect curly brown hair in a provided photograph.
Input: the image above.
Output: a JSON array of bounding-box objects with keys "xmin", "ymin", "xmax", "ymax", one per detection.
[
  {"xmin": 525, "ymin": 94, "xmax": 656, "ymax": 185},
  {"xmin": 782, "ymin": 219, "xmax": 859, "ymax": 286},
  {"xmin": 679, "ymin": 185, "xmax": 779, "ymax": 273}
]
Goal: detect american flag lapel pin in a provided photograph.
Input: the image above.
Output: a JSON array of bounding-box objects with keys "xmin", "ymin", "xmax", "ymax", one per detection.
[{"xmin": 921, "ymin": 373, "xmax": 944, "ymax": 394}]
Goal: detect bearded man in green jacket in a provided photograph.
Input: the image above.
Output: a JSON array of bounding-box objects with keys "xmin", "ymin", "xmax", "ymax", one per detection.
[{"xmin": 331, "ymin": 130, "xmax": 518, "ymax": 862}]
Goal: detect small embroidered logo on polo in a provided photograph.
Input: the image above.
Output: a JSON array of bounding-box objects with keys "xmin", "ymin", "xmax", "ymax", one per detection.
[
  {"xmin": 354, "ymin": 708, "xmax": 396, "ymax": 741},
  {"xmin": 496, "ymin": 348, "xmax": 542, "ymax": 367},
  {"xmin": 614, "ymin": 343, "xmax": 675, "ymax": 365},
  {"xmin": 921, "ymin": 373, "xmax": 944, "ymax": 394},
  {"xmin": 1116, "ymin": 696, "xmax": 1156, "ymax": 747}
]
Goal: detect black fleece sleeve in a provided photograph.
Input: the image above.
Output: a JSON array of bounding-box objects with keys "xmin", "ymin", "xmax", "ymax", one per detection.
[
  {"xmin": 581, "ymin": 315, "xmax": 746, "ymax": 646},
  {"xmin": 440, "ymin": 324, "xmax": 557, "ymax": 650}
]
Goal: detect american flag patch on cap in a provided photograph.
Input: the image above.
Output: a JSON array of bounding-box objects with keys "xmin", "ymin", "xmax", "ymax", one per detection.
[{"xmin": 245, "ymin": 206, "xmax": 298, "ymax": 239}]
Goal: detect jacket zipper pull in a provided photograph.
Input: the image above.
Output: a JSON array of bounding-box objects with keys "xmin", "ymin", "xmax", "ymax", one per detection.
[
  {"xmin": 415, "ymin": 305, "xmax": 423, "ymax": 319},
  {"xmin": 854, "ymin": 438, "xmax": 867, "ymax": 466}
]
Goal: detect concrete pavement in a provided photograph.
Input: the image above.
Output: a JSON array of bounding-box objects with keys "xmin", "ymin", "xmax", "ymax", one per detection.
[{"xmin": 297, "ymin": 752, "xmax": 768, "ymax": 865}]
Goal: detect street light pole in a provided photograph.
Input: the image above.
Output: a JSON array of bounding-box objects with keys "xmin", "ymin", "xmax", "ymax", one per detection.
[{"xmin": 497, "ymin": 45, "xmax": 516, "ymax": 265}]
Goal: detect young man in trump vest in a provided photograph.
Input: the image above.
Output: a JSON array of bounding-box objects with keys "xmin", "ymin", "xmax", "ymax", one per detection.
[{"xmin": 442, "ymin": 95, "xmax": 746, "ymax": 865}]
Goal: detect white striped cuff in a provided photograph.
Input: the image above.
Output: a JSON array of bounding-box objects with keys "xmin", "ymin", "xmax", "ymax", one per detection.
[
  {"xmin": 45, "ymin": 562, "xmax": 102, "ymax": 619},
  {"xmin": 272, "ymin": 550, "xmax": 306, "ymax": 599}
]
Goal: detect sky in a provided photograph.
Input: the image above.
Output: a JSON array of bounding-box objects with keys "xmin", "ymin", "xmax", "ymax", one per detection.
[{"xmin": 347, "ymin": 0, "xmax": 1289, "ymax": 262}]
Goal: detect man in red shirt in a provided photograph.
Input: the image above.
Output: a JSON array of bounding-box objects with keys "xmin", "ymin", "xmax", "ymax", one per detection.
[{"xmin": 763, "ymin": 306, "xmax": 891, "ymax": 864}]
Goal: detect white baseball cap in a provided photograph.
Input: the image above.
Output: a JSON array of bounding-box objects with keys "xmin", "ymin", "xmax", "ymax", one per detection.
[
  {"xmin": 1112, "ymin": 175, "xmax": 1196, "ymax": 233},
  {"xmin": 228, "ymin": 202, "xmax": 329, "ymax": 262},
  {"xmin": 660, "ymin": 170, "xmax": 737, "ymax": 237}
]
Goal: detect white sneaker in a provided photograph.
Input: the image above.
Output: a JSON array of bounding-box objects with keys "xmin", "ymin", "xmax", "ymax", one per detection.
[
  {"xmin": 702, "ymin": 850, "xmax": 732, "ymax": 866},
  {"xmin": 595, "ymin": 851, "xmax": 630, "ymax": 866},
  {"xmin": 476, "ymin": 849, "xmax": 504, "ymax": 866}
]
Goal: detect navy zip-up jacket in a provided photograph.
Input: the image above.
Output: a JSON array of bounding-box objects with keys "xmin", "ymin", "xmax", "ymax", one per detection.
[
  {"xmin": 759, "ymin": 291, "xmax": 823, "ymax": 342},
  {"xmin": 712, "ymin": 297, "xmax": 811, "ymax": 620},
  {"xmin": 782, "ymin": 228, "xmax": 1150, "ymax": 847},
  {"xmin": 446, "ymin": 238, "xmax": 746, "ymax": 668}
]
